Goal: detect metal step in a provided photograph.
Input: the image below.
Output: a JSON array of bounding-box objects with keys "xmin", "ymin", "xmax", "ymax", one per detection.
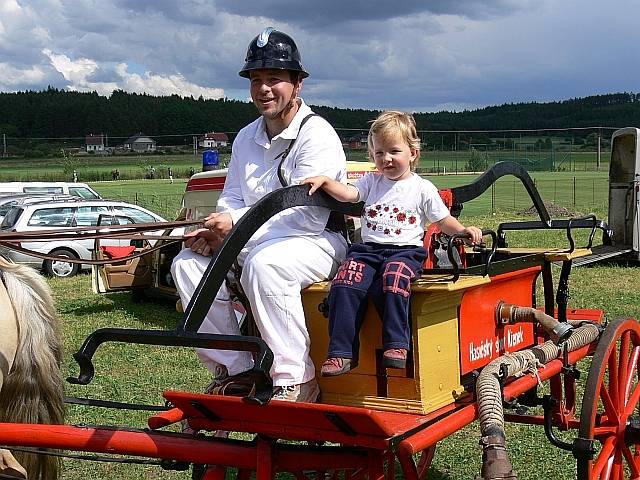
[{"xmin": 570, "ymin": 245, "xmax": 634, "ymax": 267}]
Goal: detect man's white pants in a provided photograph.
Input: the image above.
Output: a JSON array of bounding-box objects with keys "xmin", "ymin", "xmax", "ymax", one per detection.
[{"xmin": 171, "ymin": 232, "xmax": 346, "ymax": 387}]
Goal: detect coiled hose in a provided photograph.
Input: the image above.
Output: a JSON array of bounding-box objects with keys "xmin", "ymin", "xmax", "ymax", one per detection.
[{"xmin": 475, "ymin": 305, "xmax": 601, "ymax": 480}]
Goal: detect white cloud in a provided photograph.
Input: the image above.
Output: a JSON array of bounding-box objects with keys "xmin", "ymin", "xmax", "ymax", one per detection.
[
  {"xmin": 41, "ymin": 49, "xmax": 224, "ymax": 99},
  {"xmin": 0, "ymin": 62, "xmax": 46, "ymax": 89},
  {"xmin": 115, "ymin": 63, "xmax": 225, "ymax": 99}
]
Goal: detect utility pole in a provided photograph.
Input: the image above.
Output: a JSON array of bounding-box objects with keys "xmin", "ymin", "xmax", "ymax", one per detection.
[{"xmin": 597, "ymin": 128, "xmax": 601, "ymax": 171}]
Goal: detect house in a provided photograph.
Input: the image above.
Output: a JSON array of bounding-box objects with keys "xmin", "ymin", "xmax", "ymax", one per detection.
[
  {"xmin": 199, "ymin": 132, "xmax": 229, "ymax": 149},
  {"xmin": 85, "ymin": 134, "xmax": 105, "ymax": 153},
  {"xmin": 123, "ymin": 133, "xmax": 156, "ymax": 152},
  {"xmin": 343, "ymin": 133, "xmax": 368, "ymax": 150}
]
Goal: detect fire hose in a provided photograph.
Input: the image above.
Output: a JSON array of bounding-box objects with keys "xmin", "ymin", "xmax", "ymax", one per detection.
[{"xmin": 475, "ymin": 304, "xmax": 601, "ymax": 480}]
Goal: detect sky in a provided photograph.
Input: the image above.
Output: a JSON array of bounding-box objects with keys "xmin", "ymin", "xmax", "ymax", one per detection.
[{"xmin": 1, "ymin": 0, "xmax": 638, "ymax": 113}]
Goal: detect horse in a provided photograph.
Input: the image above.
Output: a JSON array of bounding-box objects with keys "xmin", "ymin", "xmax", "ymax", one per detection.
[{"xmin": 0, "ymin": 256, "xmax": 65, "ymax": 479}]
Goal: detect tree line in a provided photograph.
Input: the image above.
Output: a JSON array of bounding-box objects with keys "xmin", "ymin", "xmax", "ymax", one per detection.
[{"xmin": 0, "ymin": 88, "xmax": 638, "ymax": 146}]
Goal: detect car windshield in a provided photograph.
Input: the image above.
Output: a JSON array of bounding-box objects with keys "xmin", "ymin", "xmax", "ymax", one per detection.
[
  {"xmin": 113, "ymin": 206, "xmax": 158, "ymax": 223},
  {"xmin": 0, "ymin": 200, "xmax": 19, "ymax": 217},
  {"xmin": 1, "ymin": 207, "xmax": 24, "ymax": 229},
  {"xmin": 69, "ymin": 187, "xmax": 100, "ymax": 199}
]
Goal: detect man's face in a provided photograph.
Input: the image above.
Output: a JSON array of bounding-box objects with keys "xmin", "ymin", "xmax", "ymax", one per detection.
[{"xmin": 249, "ymin": 69, "xmax": 297, "ymax": 119}]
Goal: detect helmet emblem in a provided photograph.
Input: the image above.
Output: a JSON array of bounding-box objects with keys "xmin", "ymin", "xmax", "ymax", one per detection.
[{"xmin": 257, "ymin": 27, "xmax": 274, "ymax": 47}]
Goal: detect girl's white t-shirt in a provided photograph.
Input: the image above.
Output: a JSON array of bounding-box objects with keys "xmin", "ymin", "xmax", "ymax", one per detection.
[{"xmin": 353, "ymin": 172, "xmax": 450, "ymax": 246}]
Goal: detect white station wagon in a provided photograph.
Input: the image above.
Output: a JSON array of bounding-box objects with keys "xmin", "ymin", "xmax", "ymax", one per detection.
[{"xmin": 0, "ymin": 198, "xmax": 166, "ymax": 278}]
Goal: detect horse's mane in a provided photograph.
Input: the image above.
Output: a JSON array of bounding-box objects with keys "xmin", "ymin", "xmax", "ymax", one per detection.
[{"xmin": 0, "ymin": 257, "xmax": 64, "ymax": 479}]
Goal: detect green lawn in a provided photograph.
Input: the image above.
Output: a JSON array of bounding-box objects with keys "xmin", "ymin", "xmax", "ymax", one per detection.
[
  {"xmin": 47, "ymin": 211, "xmax": 640, "ymax": 479},
  {"xmin": 0, "ymin": 162, "xmax": 630, "ymax": 479},
  {"xmin": 87, "ymin": 168, "xmax": 611, "ymax": 223}
]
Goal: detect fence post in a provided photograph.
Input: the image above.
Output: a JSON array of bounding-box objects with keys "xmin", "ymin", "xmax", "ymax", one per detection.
[
  {"xmin": 597, "ymin": 129, "xmax": 601, "ymax": 171},
  {"xmin": 491, "ymin": 183, "xmax": 495, "ymax": 214},
  {"xmin": 573, "ymin": 177, "xmax": 576, "ymax": 206}
]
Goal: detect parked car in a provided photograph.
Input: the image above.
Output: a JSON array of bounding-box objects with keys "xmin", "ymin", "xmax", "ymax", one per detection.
[
  {"xmin": 0, "ymin": 198, "xmax": 166, "ymax": 278},
  {"xmin": 0, "ymin": 182, "xmax": 101, "ymax": 199},
  {"xmin": 0, "ymin": 193, "xmax": 76, "ymax": 224},
  {"xmin": 92, "ymin": 161, "xmax": 378, "ymax": 302}
]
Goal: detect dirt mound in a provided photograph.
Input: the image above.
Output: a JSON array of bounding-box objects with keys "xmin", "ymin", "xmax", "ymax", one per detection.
[{"xmin": 517, "ymin": 202, "xmax": 577, "ymax": 217}]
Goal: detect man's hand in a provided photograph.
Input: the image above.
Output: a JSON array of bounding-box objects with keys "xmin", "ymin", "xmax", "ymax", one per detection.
[{"xmin": 184, "ymin": 212, "xmax": 233, "ymax": 256}]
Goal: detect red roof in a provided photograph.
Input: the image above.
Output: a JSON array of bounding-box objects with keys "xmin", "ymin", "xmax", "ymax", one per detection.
[
  {"xmin": 85, "ymin": 135, "xmax": 104, "ymax": 145},
  {"xmin": 202, "ymin": 132, "xmax": 229, "ymax": 141}
]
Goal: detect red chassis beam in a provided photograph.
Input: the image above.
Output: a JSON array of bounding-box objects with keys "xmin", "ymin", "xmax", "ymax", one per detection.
[{"xmin": 0, "ymin": 424, "xmax": 369, "ymax": 472}]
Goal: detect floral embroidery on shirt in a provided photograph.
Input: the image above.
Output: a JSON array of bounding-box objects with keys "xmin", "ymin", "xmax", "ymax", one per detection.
[{"xmin": 363, "ymin": 203, "xmax": 418, "ymax": 237}]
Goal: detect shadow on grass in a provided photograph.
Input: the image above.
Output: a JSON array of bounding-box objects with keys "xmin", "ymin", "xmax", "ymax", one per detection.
[
  {"xmin": 64, "ymin": 289, "xmax": 182, "ymax": 330},
  {"xmin": 428, "ymin": 469, "xmax": 454, "ymax": 480}
]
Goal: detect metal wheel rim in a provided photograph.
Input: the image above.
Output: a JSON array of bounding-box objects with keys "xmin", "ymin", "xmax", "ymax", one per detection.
[
  {"xmin": 51, "ymin": 259, "xmax": 74, "ymax": 277},
  {"xmin": 578, "ymin": 317, "xmax": 640, "ymax": 480}
]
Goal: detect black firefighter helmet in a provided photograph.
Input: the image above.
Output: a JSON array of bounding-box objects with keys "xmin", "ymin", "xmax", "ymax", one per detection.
[{"xmin": 239, "ymin": 27, "xmax": 309, "ymax": 79}]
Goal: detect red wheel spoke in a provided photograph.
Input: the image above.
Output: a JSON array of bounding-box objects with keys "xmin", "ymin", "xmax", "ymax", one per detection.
[
  {"xmin": 619, "ymin": 332, "xmax": 631, "ymax": 404},
  {"xmin": 594, "ymin": 426, "xmax": 619, "ymax": 436},
  {"xmin": 625, "ymin": 381, "xmax": 640, "ymax": 416},
  {"xmin": 610, "ymin": 351, "xmax": 621, "ymax": 409},
  {"xmin": 593, "ymin": 436, "xmax": 617, "ymax": 478},
  {"xmin": 601, "ymin": 383, "xmax": 621, "ymax": 421},
  {"xmin": 610, "ymin": 450, "xmax": 622, "ymax": 480},
  {"xmin": 626, "ymin": 346, "xmax": 640, "ymax": 402},
  {"xmin": 622, "ymin": 445, "xmax": 640, "ymax": 477}
]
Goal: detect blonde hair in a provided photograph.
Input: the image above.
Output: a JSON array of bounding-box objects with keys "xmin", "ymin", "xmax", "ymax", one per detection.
[{"xmin": 367, "ymin": 110, "xmax": 421, "ymax": 169}]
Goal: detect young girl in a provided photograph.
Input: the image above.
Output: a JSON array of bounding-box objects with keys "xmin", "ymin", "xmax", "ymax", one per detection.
[{"xmin": 303, "ymin": 111, "xmax": 482, "ymax": 376}]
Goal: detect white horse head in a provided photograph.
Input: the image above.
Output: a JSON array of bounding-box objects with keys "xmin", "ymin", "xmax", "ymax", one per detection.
[{"xmin": 0, "ymin": 257, "xmax": 64, "ymax": 479}]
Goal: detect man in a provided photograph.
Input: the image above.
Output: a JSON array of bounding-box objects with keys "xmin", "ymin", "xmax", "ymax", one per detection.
[{"xmin": 171, "ymin": 27, "xmax": 347, "ymax": 402}]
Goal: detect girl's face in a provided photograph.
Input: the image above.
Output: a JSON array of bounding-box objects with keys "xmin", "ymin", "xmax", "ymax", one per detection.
[{"xmin": 371, "ymin": 132, "xmax": 418, "ymax": 181}]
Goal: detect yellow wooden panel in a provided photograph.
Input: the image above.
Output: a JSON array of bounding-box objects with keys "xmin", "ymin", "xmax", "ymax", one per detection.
[
  {"xmin": 302, "ymin": 275, "xmax": 481, "ymax": 415},
  {"xmin": 496, "ymin": 247, "xmax": 592, "ymax": 261}
]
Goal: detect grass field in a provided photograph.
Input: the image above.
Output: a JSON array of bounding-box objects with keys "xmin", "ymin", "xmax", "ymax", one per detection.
[
  {"xmin": 0, "ymin": 149, "xmax": 608, "ymax": 183},
  {"xmin": 2, "ymin": 162, "xmax": 632, "ymax": 478},
  {"xmin": 47, "ymin": 208, "xmax": 640, "ymax": 479},
  {"xmin": 87, "ymin": 167, "xmax": 611, "ymax": 222}
]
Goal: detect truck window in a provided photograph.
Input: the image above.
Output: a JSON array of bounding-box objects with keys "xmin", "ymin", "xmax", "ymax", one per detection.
[{"xmin": 23, "ymin": 187, "xmax": 64, "ymax": 194}]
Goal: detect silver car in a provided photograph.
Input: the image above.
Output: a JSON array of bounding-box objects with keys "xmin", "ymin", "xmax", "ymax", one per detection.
[
  {"xmin": 0, "ymin": 198, "xmax": 166, "ymax": 278},
  {"xmin": 0, "ymin": 193, "xmax": 76, "ymax": 224}
]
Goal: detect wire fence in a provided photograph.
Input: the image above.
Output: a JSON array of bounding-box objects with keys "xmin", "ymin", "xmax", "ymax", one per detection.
[
  {"xmin": 1, "ymin": 126, "xmax": 618, "ymax": 174},
  {"xmin": 105, "ymin": 176, "xmax": 609, "ymax": 222}
]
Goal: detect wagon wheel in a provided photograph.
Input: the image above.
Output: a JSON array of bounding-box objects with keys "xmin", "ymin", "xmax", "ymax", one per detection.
[{"xmin": 577, "ymin": 317, "xmax": 640, "ymax": 480}]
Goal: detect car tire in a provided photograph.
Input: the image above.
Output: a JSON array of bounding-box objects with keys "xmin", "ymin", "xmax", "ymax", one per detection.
[
  {"xmin": 44, "ymin": 249, "xmax": 80, "ymax": 278},
  {"xmin": 131, "ymin": 288, "xmax": 148, "ymax": 303}
]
